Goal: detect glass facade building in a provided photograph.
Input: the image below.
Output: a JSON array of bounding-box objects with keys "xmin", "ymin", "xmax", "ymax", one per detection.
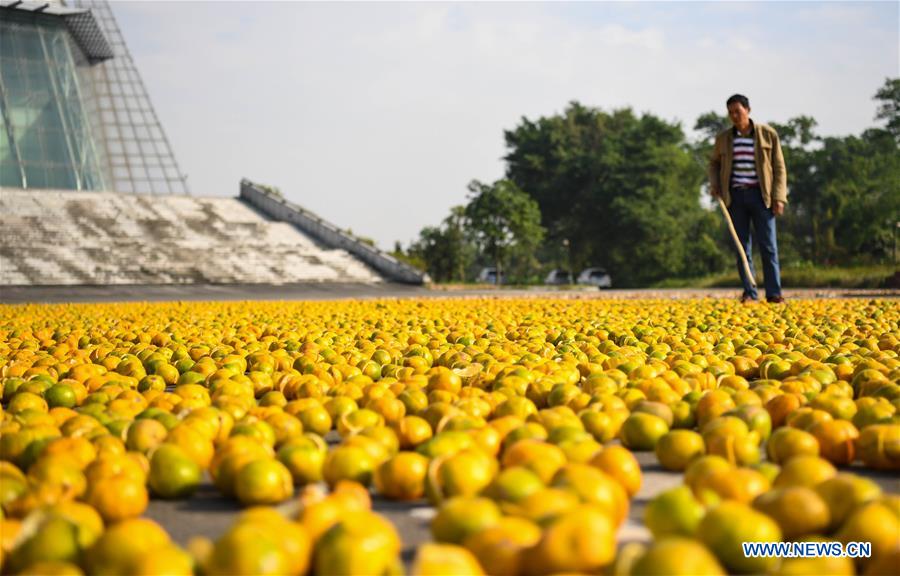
[
  {"xmin": 0, "ymin": 0, "xmax": 187, "ymax": 193},
  {"xmin": 0, "ymin": 8, "xmax": 105, "ymax": 189}
]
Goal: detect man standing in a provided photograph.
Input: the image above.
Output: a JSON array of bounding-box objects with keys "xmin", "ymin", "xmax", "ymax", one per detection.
[{"xmin": 708, "ymin": 94, "xmax": 787, "ymax": 303}]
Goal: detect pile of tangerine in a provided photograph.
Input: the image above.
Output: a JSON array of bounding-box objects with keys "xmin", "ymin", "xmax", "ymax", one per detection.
[{"xmin": 0, "ymin": 297, "xmax": 897, "ymax": 575}]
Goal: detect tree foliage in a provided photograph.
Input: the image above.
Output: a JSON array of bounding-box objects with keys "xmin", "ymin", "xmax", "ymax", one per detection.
[
  {"xmin": 765, "ymin": 78, "xmax": 900, "ymax": 265},
  {"xmin": 874, "ymin": 77, "xmax": 900, "ymax": 141},
  {"xmin": 503, "ymin": 102, "xmax": 726, "ymax": 286},
  {"xmin": 792, "ymin": 130, "xmax": 899, "ymax": 263},
  {"xmin": 401, "ymin": 78, "xmax": 898, "ymax": 285},
  {"xmin": 464, "ymin": 179, "xmax": 545, "ymax": 281},
  {"xmin": 404, "ymin": 206, "xmax": 474, "ymax": 283},
  {"xmin": 692, "ymin": 78, "xmax": 899, "ymax": 268}
]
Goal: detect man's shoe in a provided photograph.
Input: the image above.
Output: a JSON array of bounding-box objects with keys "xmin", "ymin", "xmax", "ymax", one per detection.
[
  {"xmin": 740, "ymin": 294, "xmax": 758, "ymax": 304},
  {"xmin": 767, "ymin": 296, "xmax": 785, "ymax": 304}
]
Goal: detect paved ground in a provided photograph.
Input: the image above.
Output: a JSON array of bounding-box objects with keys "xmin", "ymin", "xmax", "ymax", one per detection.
[
  {"xmin": 143, "ymin": 446, "xmax": 900, "ymax": 565},
  {"xmin": 5, "ymin": 281, "xmax": 898, "ymax": 563},
  {"xmin": 0, "ymin": 282, "xmax": 427, "ymax": 304},
  {"xmin": 1, "ymin": 282, "xmax": 896, "ymax": 304}
]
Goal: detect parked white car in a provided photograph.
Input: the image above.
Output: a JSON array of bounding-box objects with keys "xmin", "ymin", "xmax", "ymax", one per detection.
[
  {"xmin": 544, "ymin": 269, "xmax": 573, "ymax": 285},
  {"xmin": 577, "ymin": 267, "xmax": 612, "ymax": 288},
  {"xmin": 477, "ymin": 267, "xmax": 505, "ymax": 284}
]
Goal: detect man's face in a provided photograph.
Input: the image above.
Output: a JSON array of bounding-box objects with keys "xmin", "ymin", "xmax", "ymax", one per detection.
[{"xmin": 728, "ymin": 102, "xmax": 751, "ymax": 128}]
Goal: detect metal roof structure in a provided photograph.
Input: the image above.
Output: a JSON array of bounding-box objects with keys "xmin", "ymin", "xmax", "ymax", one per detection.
[
  {"xmin": 0, "ymin": 0, "xmax": 113, "ymax": 62},
  {"xmin": 68, "ymin": 0, "xmax": 189, "ymax": 194},
  {"xmin": 1, "ymin": 0, "xmax": 188, "ymax": 194}
]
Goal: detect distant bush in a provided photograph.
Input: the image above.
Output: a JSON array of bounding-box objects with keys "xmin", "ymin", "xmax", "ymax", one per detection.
[{"xmin": 654, "ymin": 264, "xmax": 896, "ymax": 289}]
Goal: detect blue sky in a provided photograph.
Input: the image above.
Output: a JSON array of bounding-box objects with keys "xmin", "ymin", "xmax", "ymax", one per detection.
[{"xmin": 115, "ymin": 1, "xmax": 899, "ymax": 249}]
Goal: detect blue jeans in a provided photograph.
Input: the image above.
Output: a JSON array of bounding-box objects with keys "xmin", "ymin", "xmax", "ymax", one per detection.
[{"xmin": 728, "ymin": 186, "xmax": 782, "ymax": 300}]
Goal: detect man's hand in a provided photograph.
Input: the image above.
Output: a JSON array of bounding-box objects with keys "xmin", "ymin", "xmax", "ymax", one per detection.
[{"xmin": 773, "ymin": 201, "xmax": 785, "ymax": 216}]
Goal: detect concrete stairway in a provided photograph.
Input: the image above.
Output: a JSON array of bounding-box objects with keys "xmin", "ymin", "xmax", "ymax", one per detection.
[{"xmin": 0, "ymin": 190, "xmax": 383, "ymax": 285}]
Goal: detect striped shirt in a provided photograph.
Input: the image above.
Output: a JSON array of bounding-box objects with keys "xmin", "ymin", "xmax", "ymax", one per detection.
[{"xmin": 731, "ymin": 131, "xmax": 759, "ymax": 188}]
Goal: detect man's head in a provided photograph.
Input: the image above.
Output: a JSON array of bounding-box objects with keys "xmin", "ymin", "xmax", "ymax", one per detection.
[{"xmin": 726, "ymin": 94, "xmax": 751, "ymax": 130}]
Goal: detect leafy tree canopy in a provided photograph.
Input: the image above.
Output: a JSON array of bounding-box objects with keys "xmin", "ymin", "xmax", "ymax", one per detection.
[
  {"xmin": 464, "ymin": 179, "xmax": 545, "ymax": 281},
  {"xmin": 504, "ymin": 102, "xmax": 723, "ymax": 286},
  {"xmin": 401, "ymin": 78, "xmax": 898, "ymax": 284}
]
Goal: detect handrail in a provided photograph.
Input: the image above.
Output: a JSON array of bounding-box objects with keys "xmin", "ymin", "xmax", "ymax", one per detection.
[{"xmin": 239, "ymin": 179, "xmax": 429, "ymax": 285}]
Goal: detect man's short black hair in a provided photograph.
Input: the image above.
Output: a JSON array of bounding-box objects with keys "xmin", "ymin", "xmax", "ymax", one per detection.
[{"xmin": 727, "ymin": 94, "xmax": 750, "ymax": 110}]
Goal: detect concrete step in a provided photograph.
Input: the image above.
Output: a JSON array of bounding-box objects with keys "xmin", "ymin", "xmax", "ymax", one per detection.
[{"xmin": 1, "ymin": 190, "xmax": 383, "ymax": 286}]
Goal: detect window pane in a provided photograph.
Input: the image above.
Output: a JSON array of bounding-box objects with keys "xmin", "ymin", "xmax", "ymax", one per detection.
[
  {"xmin": 46, "ymin": 165, "xmax": 76, "ymax": 189},
  {"xmin": 0, "ymin": 17, "xmax": 104, "ymax": 191},
  {"xmin": 1, "ymin": 161, "xmax": 23, "ymax": 187},
  {"xmin": 18, "ymin": 130, "xmax": 43, "ymax": 162},
  {"xmin": 24, "ymin": 164, "xmax": 48, "ymax": 188},
  {"xmin": 43, "ymin": 130, "xmax": 69, "ymax": 163}
]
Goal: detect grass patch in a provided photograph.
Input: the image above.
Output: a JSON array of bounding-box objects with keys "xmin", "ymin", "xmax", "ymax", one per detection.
[{"xmin": 655, "ymin": 264, "xmax": 897, "ymax": 289}]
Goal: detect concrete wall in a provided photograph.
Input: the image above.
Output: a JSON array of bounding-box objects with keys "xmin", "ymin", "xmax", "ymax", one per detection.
[
  {"xmin": 1, "ymin": 188, "xmax": 384, "ymax": 286},
  {"xmin": 240, "ymin": 179, "xmax": 429, "ymax": 285}
]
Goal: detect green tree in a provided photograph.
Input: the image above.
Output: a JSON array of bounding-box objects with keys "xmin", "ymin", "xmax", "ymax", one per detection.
[
  {"xmin": 390, "ymin": 241, "xmax": 426, "ymax": 272},
  {"xmin": 497, "ymin": 83, "xmax": 899, "ymax": 283},
  {"xmin": 445, "ymin": 205, "xmax": 470, "ymax": 282},
  {"xmin": 690, "ymin": 111, "xmax": 730, "ymax": 181},
  {"xmin": 693, "ymin": 111, "xmax": 729, "ymax": 142},
  {"xmin": 767, "ymin": 80, "xmax": 900, "ymax": 265},
  {"xmin": 464, "ymin": 179, "xmax": 545, "ymax": 282},
  {"xmin": 768, "ymin": 116, "xmax": 822, "ymax": 263},
  {"xmin": 874, "ymin": 77, "xmax": 900, "ymax": 141},
  {"xmin": 504, "ymin": 102, "xmax": 719, "ymax": 286},
  {"xmin": 406, "ymin": 206, "xmax": 475, "ymax": 282},
  {"xmin": 810, "ymin": 130, "xmax": 899, "ymax": 263}
]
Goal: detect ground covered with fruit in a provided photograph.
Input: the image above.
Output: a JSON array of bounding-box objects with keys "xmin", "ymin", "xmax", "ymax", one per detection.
[{"xmin": 0, "ymin": 297, "xmax": 898, "ymax": 575}]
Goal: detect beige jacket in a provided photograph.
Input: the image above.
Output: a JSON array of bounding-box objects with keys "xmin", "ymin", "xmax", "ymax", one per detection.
[{"xmin": 708, "ymin": 121, "xmax": 788, "ymax": 208}]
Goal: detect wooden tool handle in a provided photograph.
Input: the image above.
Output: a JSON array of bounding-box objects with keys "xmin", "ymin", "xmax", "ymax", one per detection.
[{"xmin": 717, "ymin": 196, "xmax": 757, "ymax": 288}]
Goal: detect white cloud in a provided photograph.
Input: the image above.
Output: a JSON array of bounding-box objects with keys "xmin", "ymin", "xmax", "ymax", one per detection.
[
  {"xmin": 415, "ymin": 6, "xmax": 450, "ymax": 41},
  {"xmin": 730, "ymin": 36, "xmax": 755, "ymax": 53},
  {"xmin": 596, "ymin": 24, "xmax": 664, "ymax": 51}
]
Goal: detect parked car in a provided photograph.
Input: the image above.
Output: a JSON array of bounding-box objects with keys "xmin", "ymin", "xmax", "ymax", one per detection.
[
  {"xmin": 544, "ymin": 269, "xmax": 574, "ymax": 285},
  {"xmin": 477, "ymin": 267, "xmax": 505, "ymax": 284},
  {"xmin": 577, "ymin": 267, "xmax": 612, "ymax": 288}
]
